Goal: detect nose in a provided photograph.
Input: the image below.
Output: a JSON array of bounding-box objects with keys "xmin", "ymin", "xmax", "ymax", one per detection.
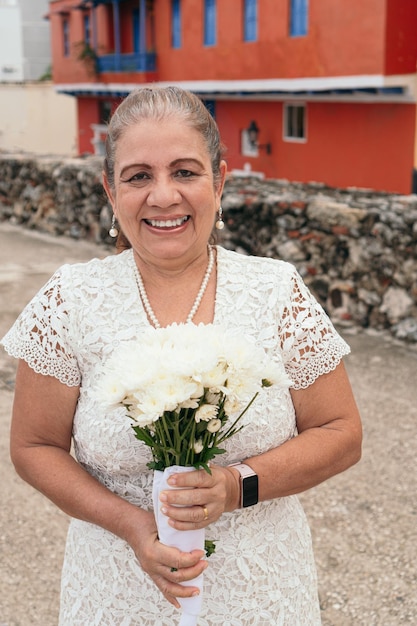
[{"xmin": 146, "ymin": 176, "xmax": 182, "ymax": 209}]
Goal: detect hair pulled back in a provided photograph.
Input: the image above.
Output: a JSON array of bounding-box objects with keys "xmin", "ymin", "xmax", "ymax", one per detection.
[{"xmin": 104, "ymin": 85, "xmax": 225, "ymax": 192}]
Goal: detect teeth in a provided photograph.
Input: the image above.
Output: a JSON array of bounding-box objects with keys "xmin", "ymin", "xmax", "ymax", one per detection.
[{"xmin": 147, "ymin": 216, "xmax": 188, "ymax": 228}]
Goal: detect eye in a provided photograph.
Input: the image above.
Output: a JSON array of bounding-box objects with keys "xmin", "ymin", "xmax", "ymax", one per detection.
[
  {"xmin": 128, "ymin": 172, "xmax": 150, "ymax": 182},
  {"xmin": 175, "ymin": 169, "xmax": 195, "ymax": 178},
  {"xmin": 120, "ymin": 171, "xmax": 150, "ymax": 184}
]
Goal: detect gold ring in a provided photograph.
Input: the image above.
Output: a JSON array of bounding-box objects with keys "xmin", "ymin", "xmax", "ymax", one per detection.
[{"xmin": 202, "ymin": 506, "xmax": 209, "ymax": 521}]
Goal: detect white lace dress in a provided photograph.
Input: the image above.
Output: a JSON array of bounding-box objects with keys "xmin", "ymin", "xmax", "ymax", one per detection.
[{"xmin": 1, "ymin": 246, "xmax": 350, "ymax": 626}]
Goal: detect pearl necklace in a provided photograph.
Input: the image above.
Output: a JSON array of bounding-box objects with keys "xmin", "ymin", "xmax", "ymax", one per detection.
[{"xmin": 133, "ymin": 245, "xmax": 215, "ymax": 328}]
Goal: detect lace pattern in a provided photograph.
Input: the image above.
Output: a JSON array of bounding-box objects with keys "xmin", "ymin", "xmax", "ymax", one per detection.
[{"xmin": 1, "ymin": 246, "xmax": 350, "ymax": 624}]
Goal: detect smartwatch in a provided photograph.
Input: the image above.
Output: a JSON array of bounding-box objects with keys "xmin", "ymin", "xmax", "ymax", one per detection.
[{"xmin": 229, "ymin": 462, "xmax": 258, "ymax": 508}]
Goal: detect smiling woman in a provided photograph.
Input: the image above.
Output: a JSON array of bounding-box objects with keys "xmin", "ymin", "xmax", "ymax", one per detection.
[{"xmin": 1, "ymin": 86, "xmax": 362, "ymax": 626}]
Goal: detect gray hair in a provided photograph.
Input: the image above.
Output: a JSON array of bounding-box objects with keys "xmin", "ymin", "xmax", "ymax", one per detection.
[{"xmin": 104, "ymin": 86, "xmax": 225, "ymax": 191}]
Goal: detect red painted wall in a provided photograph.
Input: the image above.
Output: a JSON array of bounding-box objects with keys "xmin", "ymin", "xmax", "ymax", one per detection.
[
  {"xmin": 384, "ymin": 0, "xmax": 417, "ymax": 74},
  {"xmin": 77, "ymin": 98, "xmax": 99, "ymax": 154},
  {"xmin": 154, "ymin": 0, "xmax": 387, "ymax": 81},
  {"xmin": 48, "ymin": 0, "xmax": 417, "ymax": 193},
  {"xmin": 50, "ymin": 0, "xmax": 417, "ymax": 84},
  {"xmin": 216, "ymin": 100, "xmax": 415, "ymax": 194}
]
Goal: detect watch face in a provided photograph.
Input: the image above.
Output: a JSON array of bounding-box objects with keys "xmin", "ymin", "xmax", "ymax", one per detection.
[{"xmin": 242, "ymin": 474, "xmax": 258, "ymax": 507}]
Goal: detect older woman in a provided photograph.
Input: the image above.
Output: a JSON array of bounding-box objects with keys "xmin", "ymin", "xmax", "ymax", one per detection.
[{"xmin": 2, "ymin": 86, "xmax": 361, "ymax": 625}]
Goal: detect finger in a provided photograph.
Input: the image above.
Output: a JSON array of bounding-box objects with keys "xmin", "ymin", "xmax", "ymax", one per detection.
[
  {"xmin": 168, "ymin": 559, "xmax": 208, "ymax": 585},
  {"xmin": 167, "ymin": 468, "xmax": 213, "ymax": 488},
  {"xmin": 161, "ymin": 480, "xmax": 222, "ymax": 507},
  {"xmin": 161, "ymin": 503, "xmax": 211, "ymax": 527},
  {"xmin": 155, "ymin": 561, "xmax": 208, "ymax": 605},
  {"xmin": 167, "ymin": 548, "xmax": 206, "ymax": 571}
]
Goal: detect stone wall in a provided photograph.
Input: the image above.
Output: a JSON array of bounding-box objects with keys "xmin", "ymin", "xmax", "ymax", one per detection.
[{"xmin": 1, "ymin": 154, "xmax": 416, "ymax": 342}]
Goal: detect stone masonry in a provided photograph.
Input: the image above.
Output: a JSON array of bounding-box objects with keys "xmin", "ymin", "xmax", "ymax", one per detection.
[{"xmin": 1, "ymin": 154, "xmax": 416, "ymax": 342}]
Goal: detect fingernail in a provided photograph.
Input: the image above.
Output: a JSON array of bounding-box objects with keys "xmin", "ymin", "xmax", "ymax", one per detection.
[
  {"xmin": 159, "ymin": 492, "xmax": 167, "ymax": 502},
  {"xmin": 160, "ymin": 506, "xmax": 168, "ymax": 515},
  {"xmin": 192, "ymin": 590, "xmax": 200, "ymax": 597},
  {"xmin": 168, "ymin": 476, "xmax": 177, "ymax": 485}
]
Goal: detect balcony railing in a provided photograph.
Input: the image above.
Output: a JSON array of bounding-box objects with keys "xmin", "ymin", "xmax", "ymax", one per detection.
[{"xmin": 97, "ymin": 52, "xmax": 157, "ymax": 73}]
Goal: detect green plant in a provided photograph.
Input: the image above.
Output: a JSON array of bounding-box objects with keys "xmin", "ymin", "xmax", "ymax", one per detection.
[{"xmin": 74, "ymin": 41, "xmax": 98, "ymax": 76}]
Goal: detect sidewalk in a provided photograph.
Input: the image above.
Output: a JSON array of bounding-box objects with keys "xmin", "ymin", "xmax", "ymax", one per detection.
[{"xmin": 0, "ymin": 223, "xmax": 416, "ymax": 625}]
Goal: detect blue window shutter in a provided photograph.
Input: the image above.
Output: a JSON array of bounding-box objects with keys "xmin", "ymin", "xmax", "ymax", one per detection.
[
  {"xmin": 204, "ymin": 0, "xmax": 216, "ymax": 46},
  {"xmin": 172, "ymin": 0, "xmax": 181, "ymax": 48},
  {"xmin": 244, "ymin": 0, "xmax": 257, "ymax": 42},
  {"xmin": 290, "ymin": 0, "xmax": 308, "ymax": 37}
]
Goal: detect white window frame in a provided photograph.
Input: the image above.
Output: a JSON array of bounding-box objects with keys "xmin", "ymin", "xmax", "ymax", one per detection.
[{"xmin": 283, "ymin": 102, "xmax": 307, "ymax": 142}]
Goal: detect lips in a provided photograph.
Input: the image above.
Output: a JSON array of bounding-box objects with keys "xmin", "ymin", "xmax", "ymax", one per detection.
[{"xmin": 144, "ymin": 215, "xmax": 190, "ymax": 229}]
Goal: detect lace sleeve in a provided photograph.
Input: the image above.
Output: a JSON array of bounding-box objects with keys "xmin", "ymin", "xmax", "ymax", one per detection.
[
  {"xmin": 0, "ymin": 266, "xmax": 81, "ymax": 387},
  {"xmin": 279, "ymin": 267, "xmax": 350, "ymax": 389}
]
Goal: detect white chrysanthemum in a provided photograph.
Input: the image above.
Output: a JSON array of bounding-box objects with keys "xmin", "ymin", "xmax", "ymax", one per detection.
[
  {"xmin": 97, "ymin": 324, "xmax": 293, "ymax": 453},
  {"xmin": 195, "ymin": 403, "xmax": 219, "ymax": 423},
  {"xmin": 207, "ymin": 418, "xmax": 222, "ymax": 433},
  {"xmin": 261, "ymin": 361, "xmax": 293, "ymax": 388},
  {"xmin": 149, "ymin": 377, "xmax": 200, "ymax": 413},
  {"xmin": 132, "ymin": 393, "xmax": 169, "ymax": 424},
  {"xmin": 100, "ymin": 379, "xmax": 130, "ymax": 405},
  {"xmin": 193, "ymin": 439, "xmax": 204, "ymax": 454},
  {"xmin": 224, "ymin": 395, "xmax": 243, "ymax": 416},
  {"xmin": 205, "ymin": 390, "xmax": 221, "ymax": 404},
  {"xmin": 126, "ymin": 402, "xmax": 160, "ymax": 427},
  {"xmin": 177, "ymin": 397, "xmax": 200, "ymax": 410},
  {"xmin": 197, "ymin": 361, "xmax": 228, "ymax": 389}
]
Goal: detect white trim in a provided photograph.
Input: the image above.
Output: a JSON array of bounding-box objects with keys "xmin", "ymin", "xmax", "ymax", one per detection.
[{"xmin": 54, "ymin": 73, "xmax": 417, "ymax": 102}]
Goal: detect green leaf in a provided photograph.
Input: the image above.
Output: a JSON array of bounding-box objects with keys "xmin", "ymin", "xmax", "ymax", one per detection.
[
  {"xmin": 204, "ymin": 539, "xmax": 216, "ymax": 558},
  {"xmin": 147, "ymin": 460, "xmax": 166, "ymax": 471},
  {"xmin": 193, "ymin": 461, "xmax": 212, "ymax": 475}
]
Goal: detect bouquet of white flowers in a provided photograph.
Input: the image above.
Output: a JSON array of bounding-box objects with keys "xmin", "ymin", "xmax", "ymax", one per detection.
[{"xmin": 99, "ymin": 323, "xmax": 292, "ymax": 625}]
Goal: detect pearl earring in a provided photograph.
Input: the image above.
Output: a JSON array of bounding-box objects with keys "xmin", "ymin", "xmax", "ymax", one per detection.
[
  {"xmin": 109, "ymin": 215, "xmax": 119, "ymax": 238},
  {"xmin": 215, "ymin": 206, "xmax": 225, "ymax": 230}
]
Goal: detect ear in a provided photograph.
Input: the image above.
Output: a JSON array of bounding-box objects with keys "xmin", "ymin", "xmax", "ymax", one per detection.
[
  {"xmin": 215, "ymin": 160, "xmax": 227, "ymax": 201},
  {"xmin": 102, "ymin": 172, "xmax": 116, "ymax": 211}
]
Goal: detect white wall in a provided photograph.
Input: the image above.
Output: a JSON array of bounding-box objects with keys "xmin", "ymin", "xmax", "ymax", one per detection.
[
  {"xmin": 0, "ymin": 82, "xmax": 77, "ymax": 155},
  {"xmin": 0, "ymin": 0, "xmax": 51, "ymax": 82},
  {"xmin": 0, "ymin": 4, "xmax": 24, "ymax": 81},
  {"xmin": 20, "ymin": 0, "xmax": 51, "ymax": 81}
]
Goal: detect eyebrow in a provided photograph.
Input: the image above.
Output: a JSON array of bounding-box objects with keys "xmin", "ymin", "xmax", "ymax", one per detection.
[{"xmin": 120, "ymin": 157, "xmax": 205, "ymax": 178}]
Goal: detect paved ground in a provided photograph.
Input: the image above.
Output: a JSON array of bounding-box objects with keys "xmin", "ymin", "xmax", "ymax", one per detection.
[{"xmin": 0, "ymin": 223, "xmax": 416, "ymax": 626}]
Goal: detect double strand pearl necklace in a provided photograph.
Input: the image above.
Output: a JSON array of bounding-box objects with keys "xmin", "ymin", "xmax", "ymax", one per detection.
[{"xmin": 133, "ymin": 245, "xmax": 215, "ymax": 328}]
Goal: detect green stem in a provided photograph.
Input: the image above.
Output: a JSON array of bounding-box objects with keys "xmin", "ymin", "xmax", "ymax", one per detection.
[{"xmin": 217, "ymin": 392, "xmax": 259, "ymax": 443}]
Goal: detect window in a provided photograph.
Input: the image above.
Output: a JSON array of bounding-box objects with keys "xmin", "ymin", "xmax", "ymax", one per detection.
[
  {"xmin": 204, "ymin": 0, "xmax": 216, "ymax": 46},
  {"xmin": 284, "ymin": 103, "xmax": 306, "ymax": 141},
  {"xmin": 99, "ymin": 100, "xmax": 113, "ymax": 125},
  {"xmin": 289, "ymin": 0, "xmax": 308, "ymax": 37},
  {"xmin": 83, "ymin": 13, "xmax": 91, "ymax": 46},
  {"xmin": 63, "ymin": 18, "xmax": 70, "ymax": 57},
  {"xmin": 244, "ymin": 0, "xmax": 257, "ymax": 42},
  {"xmin": 172, "ymin": 0, "xmax": 181, "ymax": 48},
  {"xmin": 203, "ymin": 99, "xmax": 216, "ymax": 119}
]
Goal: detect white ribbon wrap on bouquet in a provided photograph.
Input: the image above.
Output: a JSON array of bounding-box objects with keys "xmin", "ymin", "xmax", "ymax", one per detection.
[{"xmin": 152, "ymin": 466, "xmax": 205, "ymax": 626}]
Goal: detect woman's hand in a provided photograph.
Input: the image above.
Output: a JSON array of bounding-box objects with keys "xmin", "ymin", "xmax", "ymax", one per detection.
[
  {"xmin": 158, "ymin": 465, "xmax": 240, "ymax": 531},
  {"xmin": 126, "ymin": 509, "xmax": 208, "ymax": 608},
  {"xmin": 11, "ymin": 361, "xmax": 208, "ymax": 610}
]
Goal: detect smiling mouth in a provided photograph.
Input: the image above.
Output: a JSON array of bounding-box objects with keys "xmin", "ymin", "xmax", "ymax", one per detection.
[{"xmin": 144, "ymin": 216, "xmax": 190, "ymax": 229}]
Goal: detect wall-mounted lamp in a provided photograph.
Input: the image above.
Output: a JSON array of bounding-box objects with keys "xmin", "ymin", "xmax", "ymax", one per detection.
[{"xmin": 247, "ymin": 120, "xmax": 272, "ymax": 154}]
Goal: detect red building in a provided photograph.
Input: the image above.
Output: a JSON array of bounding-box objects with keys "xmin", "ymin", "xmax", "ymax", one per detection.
[{"xmin": 47, "ymin": 0, "xmax": 417, "ymax": 193}]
